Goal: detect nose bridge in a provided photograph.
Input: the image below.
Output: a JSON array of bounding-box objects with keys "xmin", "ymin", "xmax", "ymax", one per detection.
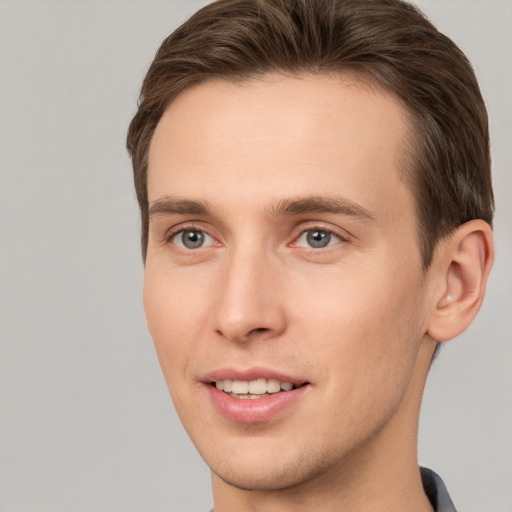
[{"xmin": 213, "ymin": 239, "xmax": 285, "ymax": 342}]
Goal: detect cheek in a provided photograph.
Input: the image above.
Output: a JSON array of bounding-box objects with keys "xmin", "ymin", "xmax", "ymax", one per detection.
[
  {"xmin": 143, "ymin": 268, "xmax": 208, "ymax": 380},
  {"xmin": 297, "ymin": 262, "xmax": 421, "ymax": 328},
  {"xmin": 299, "ymin": 273, "xmax": 426, "ymax": 438},
  {"xmin": 292, "ymin": 266, "xmax": 426, "ymax": 385},
  {"xmin": 143, "ymin": 268, "xmax": 213, "ymax": 426}
]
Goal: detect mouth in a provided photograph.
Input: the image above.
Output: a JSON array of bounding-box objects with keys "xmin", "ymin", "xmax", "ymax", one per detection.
[
  {"xmin": 211, "ymin": 378, "xmax": 308, "ymax": 399},
  {"xmin": 205, "ymin": 372, "xmax": 310, "ymax": 423}
]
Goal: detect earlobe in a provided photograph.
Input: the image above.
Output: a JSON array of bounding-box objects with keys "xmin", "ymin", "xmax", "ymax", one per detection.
[{"xmin": 427, "ymin": 220, "xmax": 494, "ymax": 342}]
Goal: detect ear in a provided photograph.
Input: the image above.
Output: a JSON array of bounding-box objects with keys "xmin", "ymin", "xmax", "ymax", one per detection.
[{"xmin": 427, "ymin": 220, "xmax": 494, "ymax": 342}]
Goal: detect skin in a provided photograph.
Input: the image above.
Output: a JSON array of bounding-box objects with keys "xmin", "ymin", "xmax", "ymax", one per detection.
[{"xmin": 144, "ymin": 74, "xmax": 493, "ymax": 511}]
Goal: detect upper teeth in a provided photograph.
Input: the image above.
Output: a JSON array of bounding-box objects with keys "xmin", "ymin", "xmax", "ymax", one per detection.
[{"xmin": 215, "ymin": 378, "xmax": 295, "ymax": 394}]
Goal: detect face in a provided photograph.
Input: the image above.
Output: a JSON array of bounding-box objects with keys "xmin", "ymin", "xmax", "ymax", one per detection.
[{"xmin": 144, "ymin": 74, "xmax": 432, "ymax": 492}]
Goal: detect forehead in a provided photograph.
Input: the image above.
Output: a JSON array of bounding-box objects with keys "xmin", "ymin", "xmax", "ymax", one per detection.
[{"xmin": 147, "ymin": 73, "xmax": 413, "ymax": 220}]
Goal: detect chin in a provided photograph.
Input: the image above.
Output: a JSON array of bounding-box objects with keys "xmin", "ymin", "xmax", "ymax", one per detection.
[
  {"xmin": 205, "ymin": 439, "xmax": 340, "ymax": 492},
  {"xmin": 212, "ymin": 462, "xmax": 311, "ymax": 492}
]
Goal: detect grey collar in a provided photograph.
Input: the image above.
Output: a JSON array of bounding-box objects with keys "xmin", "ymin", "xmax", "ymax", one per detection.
[{"xmin": 420, "ymin": 466, "xmax": 457, "ymax": 512}]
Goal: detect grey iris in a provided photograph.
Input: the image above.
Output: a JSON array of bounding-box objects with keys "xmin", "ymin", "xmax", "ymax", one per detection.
[
  {"xmin": 182, "ymin": 230, "xmax": 205, "ymax": 249},
  {"xmin": 307, "ymin": 230, "xmax": 331, "ymax": 248}
]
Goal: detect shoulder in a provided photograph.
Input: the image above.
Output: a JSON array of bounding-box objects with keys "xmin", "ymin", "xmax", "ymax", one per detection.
[{"xmin": 420, "ymin": 467, "xmax": 458, "ymax": 512}]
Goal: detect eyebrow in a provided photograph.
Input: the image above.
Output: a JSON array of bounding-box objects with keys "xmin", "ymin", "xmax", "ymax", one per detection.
[
  {"xmin": 148, "ymin": 196, "xmax": 212, "ymax": 219},
  {"xmin": 148, "ymin": 194, "xmax": 376, "ymax": 223},
  {"xmin": 269, "ymin": 196, "xmax": 376, "ymax": 222}
]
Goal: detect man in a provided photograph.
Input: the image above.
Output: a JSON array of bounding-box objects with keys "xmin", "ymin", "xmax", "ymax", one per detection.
[{"xmin": 127, "ymin": 0, "xmax": 494, "ymax": 510}]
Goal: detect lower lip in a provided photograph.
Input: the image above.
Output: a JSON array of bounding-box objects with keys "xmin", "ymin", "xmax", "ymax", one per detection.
[{"xmin": 205, "ymin": 384, "xmax": 309, "ymax": 423}]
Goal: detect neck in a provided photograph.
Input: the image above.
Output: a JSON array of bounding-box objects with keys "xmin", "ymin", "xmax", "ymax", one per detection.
[{"xmin": 211, "ymin": 338, "xmax": 437, "ymax": 512}]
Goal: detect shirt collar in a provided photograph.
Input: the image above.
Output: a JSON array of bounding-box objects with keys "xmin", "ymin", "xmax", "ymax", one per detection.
[{"xmin": 420, "ymin": 466, "xmax": 457, "ymax": 512}]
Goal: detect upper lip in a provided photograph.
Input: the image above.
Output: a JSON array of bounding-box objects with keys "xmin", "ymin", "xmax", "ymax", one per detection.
[{"xmin": 202, "ymin": 367, "xmax": 309, "ymax": 386}]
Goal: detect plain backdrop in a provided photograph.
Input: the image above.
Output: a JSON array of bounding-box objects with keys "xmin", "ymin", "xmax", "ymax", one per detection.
[{"xmin": 0, "ymin": 1, "xmax": 511, "ymax": 511}]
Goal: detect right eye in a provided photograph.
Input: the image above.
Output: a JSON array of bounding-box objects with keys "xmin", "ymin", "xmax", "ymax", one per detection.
[
  {"xmin": 295, "ymin": 229, "xmax": 341, "ymax": 249},
  {"xmin": 173, "ymin": 229, "xmax": 214, "ymax": 250}
]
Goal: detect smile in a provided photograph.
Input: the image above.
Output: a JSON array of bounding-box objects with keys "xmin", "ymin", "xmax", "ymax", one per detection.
[
  {"xmin": 206, "ymin": 375, "xmax": 310, "ymax": 423},
  {"xmin": 213, "ymin": 378, "xmax": 296, "ymax": 398}
]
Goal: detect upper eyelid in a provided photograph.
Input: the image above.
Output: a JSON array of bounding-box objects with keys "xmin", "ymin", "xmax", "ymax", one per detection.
[
  {"xmin": 174, "ymin": 228, "xmax": 215, "ymax": 249},
  {"xmin": 159, "ymin": 220, "xmax": 352, "ymax": 246},
  {"xmin": 292, "ymin": 229, "xmax": 345, "ymax": 249},
  {"xmin": 164, "ymin": 227, "xmax": 218, "ymax": 253},
  {"xmin": 163, "ymin": 222, "xmax": 213, "ymax": 241},
  {"xmin": 292, "ymin": 222, "xmax": 352, "ymax": 241}
]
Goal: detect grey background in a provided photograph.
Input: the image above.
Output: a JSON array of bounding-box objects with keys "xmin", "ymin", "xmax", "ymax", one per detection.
[{"xmin": 0, "ymin": 0, "xmax": 510, "ymax": 510}]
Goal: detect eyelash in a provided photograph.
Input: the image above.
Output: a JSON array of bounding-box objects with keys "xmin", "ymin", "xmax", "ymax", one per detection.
[
  {"xmin": 163, "ymin": 224, "xmax": 349, "ymax": 251},
  {"xmin": 293, "ymin": 226, "xmax": 347, "ymax": 249},
  {"xmin": 164, "ymin": 224, "xmax": 211, "ymax": 244}
]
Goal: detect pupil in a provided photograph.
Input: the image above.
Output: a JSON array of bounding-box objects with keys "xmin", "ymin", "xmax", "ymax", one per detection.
[
  {"xmin": 183, "ymin": 230, "xmax": 204, "ymax": 249},
  {"xmin": 307, "ymin": 230, "xmax": 330, "ymax": 248}
]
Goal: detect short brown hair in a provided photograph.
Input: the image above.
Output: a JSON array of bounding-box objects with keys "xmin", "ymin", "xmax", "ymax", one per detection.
[{"xmin": 127, "ymin": 0, "xmax": 494, "ymax": 267}]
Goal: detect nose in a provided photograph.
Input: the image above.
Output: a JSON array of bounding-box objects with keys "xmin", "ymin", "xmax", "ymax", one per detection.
[{"xmin": 212, "ymin": 246, "xmax": 287, "ymax": 343}]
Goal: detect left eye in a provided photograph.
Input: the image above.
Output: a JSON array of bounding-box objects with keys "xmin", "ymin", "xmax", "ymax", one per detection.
[
  {"xmin": 173, "ymin": 229, "xmax": 214, "ymax": 250},
  {"xmin": 296, "ymin": 229, "xmax": 341, "ymax": 249}
]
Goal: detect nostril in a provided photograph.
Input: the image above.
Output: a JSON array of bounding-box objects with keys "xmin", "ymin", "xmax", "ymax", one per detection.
[{"xmin": 249, "ymin": 327, "xmax": 270, "ymax": 336}]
